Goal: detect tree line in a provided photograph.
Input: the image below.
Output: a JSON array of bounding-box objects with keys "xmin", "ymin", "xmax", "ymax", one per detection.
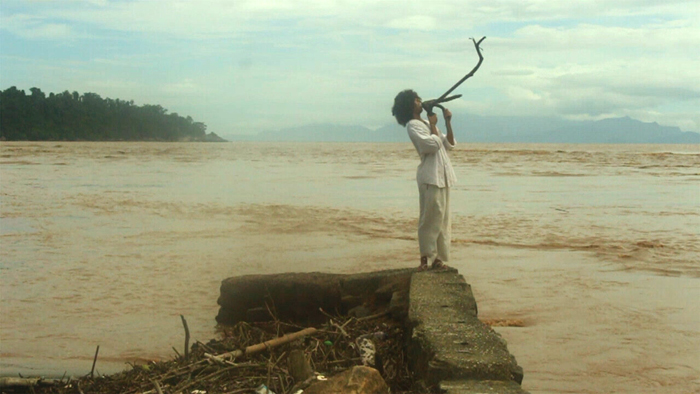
[{"xmin": 0, "ymin": 86, "xmax": 223, "ymax": 141}]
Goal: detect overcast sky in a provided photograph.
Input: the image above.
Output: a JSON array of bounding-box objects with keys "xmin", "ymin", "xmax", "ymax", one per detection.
[{"xmin": 1, "ymin": 0, "xmax": 699, "ymax": 136}]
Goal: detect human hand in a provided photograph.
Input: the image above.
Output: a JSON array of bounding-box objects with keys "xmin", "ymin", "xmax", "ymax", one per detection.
[
  {"xmin": 443, "ymin": 108, "xmax": 452, "ymax": 122},
  {"xmin": 428, "ymin": 113, "xmax": 438, "ymax": 126}
]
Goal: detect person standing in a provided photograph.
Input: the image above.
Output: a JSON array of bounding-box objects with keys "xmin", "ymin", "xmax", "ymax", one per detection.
[{"xmin": 392, "ymin": 89, "xmax": 457, "ymax": 271}]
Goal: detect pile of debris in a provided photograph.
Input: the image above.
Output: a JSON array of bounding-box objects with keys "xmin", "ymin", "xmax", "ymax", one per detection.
[{"xmin": 9, "ymin": 312, "xmax": 430, "ymax": 394}]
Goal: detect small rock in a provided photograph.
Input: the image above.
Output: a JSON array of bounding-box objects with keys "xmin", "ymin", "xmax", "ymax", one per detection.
[
  {"xmin": 374, "ymin": 283, "xmax": 397, "ymax": 303},
  {"xmin": 303, "ymin": 366, "xmax": 390, "ymax": 394},
  {"xmin": 511, "ymin": 363, "xmax": 524, "ymax": 384},
  {"xmin": 348, "ymin": 305, "xmax": 371, "ymax": 319},
  {"xmin": 389, "ymin": 291, "xmax": 408, "ymax": 319}
]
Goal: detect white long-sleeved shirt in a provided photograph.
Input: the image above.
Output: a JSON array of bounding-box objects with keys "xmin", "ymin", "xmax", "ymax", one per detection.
[{"xmin": 406, "ymin": 119, "xmax": 457, "ymax": 188}]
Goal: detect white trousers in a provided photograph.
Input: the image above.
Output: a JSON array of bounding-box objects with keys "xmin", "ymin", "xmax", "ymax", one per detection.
[{"xmin": 418, "ymin": 183, "xmax": 451, "ymax": 263}]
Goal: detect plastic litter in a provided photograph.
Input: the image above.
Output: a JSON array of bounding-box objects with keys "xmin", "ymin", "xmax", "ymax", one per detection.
[
  {"xmin": 323, "ymin": 340, "xmax": 333, "ymax": 346},
  {"xmin": 357, "ymin": 337, "xmax": 376, "ymax": 366},
  {"xmin": 353, "ymin": 331, "xmax": 386, "ymax": 367},
  {"xmin": 256, "ymin": 384, "xmax": 276, "ymax": 394}
]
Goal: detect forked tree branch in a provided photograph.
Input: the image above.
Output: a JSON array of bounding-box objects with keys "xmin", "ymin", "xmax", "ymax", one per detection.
[
  {"xmin": 423, "ymin": 36, "xmax": 486, "ymax": 114},
  {"xmin": 438, "ymin": 36, "xmax": 486, "ymax": 101}
]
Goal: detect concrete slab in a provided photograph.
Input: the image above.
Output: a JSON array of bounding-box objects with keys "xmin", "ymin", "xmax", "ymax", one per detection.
[
  {"xmin": 216, "ymin": 269, "xmax": 413, "ymax": 325},
  {"xmin": 408, "ymin": 271, "xmax": 527, "ymax": 391}
]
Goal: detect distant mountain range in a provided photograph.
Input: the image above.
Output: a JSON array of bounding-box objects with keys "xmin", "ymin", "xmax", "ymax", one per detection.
[{"xmin": 227, "ymin": 115, "xmax": 699, "ymax": 144}]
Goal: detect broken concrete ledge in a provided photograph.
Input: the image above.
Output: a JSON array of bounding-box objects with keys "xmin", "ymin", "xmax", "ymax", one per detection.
[
  {"xmin": 216, "ymin": 268, "xmax": 529, "ymax": 394},
  {"xmin": 408, "ymin": 271, "xmax": 527, "ymax": 393}
]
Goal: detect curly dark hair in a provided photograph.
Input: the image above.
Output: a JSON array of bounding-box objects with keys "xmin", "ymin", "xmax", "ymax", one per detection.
[{"xmin": 391, "ymin": 89, "xmax": 420, "ymax": 126}]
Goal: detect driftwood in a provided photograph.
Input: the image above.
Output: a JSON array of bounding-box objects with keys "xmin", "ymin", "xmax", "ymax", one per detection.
[
  {"xmin": 422, "ymin": 36, "xmax": 487, "ymax": 115},
  {"xmin": 150, "ymin": 379, "xmax": 164, "ymax": 394},
  {"xmin": 90, "ymin": 345, "xmax": 100, "ymax": 378},
  {"xmin": 26, "ymin": 306, "xmax": 418, "ymax": 393},
  {"xmin": 180, "ymin": 315, "xmax": 190, "ymax": 360},
  {"xmin": 0, "ymin": 377, "xmax": 41, "ymax": 387},
  {"xmin": 205, "ymin": 327, "xmax": 318, "ymax": 363}
]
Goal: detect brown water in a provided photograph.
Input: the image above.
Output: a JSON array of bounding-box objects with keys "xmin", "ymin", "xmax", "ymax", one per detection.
[{"xmin": 1, "ymin": 141, "xmax": 699, "ymax": 393}]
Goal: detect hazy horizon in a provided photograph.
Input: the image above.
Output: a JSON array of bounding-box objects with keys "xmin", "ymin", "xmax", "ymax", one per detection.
[{"xmin": 216, "ymin": 113, "xmax": 700, "ymax": 144}]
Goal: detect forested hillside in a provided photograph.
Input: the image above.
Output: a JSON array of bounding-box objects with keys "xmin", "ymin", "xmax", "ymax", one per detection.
[{"xmin": 0, "ymin": 86, "xmax": 222, "ymax": 141}]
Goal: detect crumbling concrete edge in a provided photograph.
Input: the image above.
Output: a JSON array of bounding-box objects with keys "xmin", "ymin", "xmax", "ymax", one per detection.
[{"xmin": 407, "ymin": 270, "xmax": 530, "ymax": 394}]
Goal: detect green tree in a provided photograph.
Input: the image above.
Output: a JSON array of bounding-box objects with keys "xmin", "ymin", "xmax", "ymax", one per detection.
[{"xmin": 0, "ymin": 86, "xmax": 213, "ymax": 142}]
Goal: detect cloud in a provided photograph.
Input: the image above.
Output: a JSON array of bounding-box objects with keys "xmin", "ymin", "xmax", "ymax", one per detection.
[
  {"xmin": 6, "ymin": 0, "xmax": 699, "ymax": 39},
  {"xmin": 464, "ymin": 14, "xmax": 700, "ymax": 129},
  {"xmin": 0, "ymin": 14, "xmax": 72, "ymax": 39},
  {"xmin": 506, "ymin": 86, "xmax": 544, "ymax": 102},
  {"xmin": 162, "ymin": 79, "xmax": 198, "ymax": 94},
  {"xmin": 616, "ymin": 86, "xmax": 700, "ymax": 100},
  {"xmin": 16, "ymin": 0, "xmax": 341, "ymax": 39},
  {"xmin": 2, "ymin": 0, "xmax": 699, "ymax": 132},
  {"xmin": 458, "ymin": 0, "xmax": 699, "ymax": 21},
  {"xmin": 386, "ymin": 15, "xmax": 438, "ymax": 31},
  {"xmin": 492, "ymin": 69, "xmax": 535, "ymax": 76},
  {"xmin": 501, "ymin": 22, "xmax": 700, "ymax": 52}
]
